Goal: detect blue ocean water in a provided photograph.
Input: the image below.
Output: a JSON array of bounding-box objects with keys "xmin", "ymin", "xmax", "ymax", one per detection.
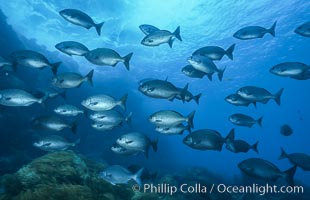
[{"xmin": 0, "ymin": 0, "xmax": 309, "ymax": 199}]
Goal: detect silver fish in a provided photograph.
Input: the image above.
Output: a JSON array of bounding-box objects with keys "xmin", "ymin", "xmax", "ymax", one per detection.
[
  {"xmin": 85, "ymin": 48, "xmax": 133, "ymax": 71},
  {"xmin": 141, "ymin": 26, "xmax": 182, "ymax": 48},
  {"xmin": 149, "ymin": 110, "xmax": 195, "ymax": 128},
  {"xmin": 0, "ymin": 89, "xmax": 46, "ymax": 107},
  {"xmin": 233, "ymin": 21, "xmax": 277, "ymax": 40},
  {"xmin": 55, "ymin": 41, "xmax": 89, "ymax": 56},
  {"xmin": 294, "ymin": 21, "xmax": 310, "ymax": 37},
  {"xmin": 279, "ymin": 148, "xmax": 310, "ymax": 171},
  {"xmin": 116, "ymin": 132, "xmax": 158, "ymax": 158},
  {"xmin": 89, "ymin": 110, "xmax": 132, "ymax": 126},
  {"xmin": 33, "ymin": 135, "xmax": 80, "ymax": 152},
  {"xmin": 229, "ymin": 113, "xmax": 263, "ymax": 128},
  {"xmin": 238, "ymin": 158, "xmax": 296, "ymax": 186},
  {"xmin": 193, "ymin": 44, "xmax": 235, "ymax": 60},
  {"xmin": 237, "ymin": 86, "xmax": 283, "ymax": 105},
  {"xmin": 181, "ymin": 65, "xmax": 206, "ymax": 79},
  {"xmin": 52, "ymin": 69, "xmax": 94, "ymax": 89},
  {"xmin": 10, "ymin": 50, "xmax": 61, "ymax": 75},
  {"xmin": 139, "ymin": 24, "xmax": 160, "ymax": 35},
  {"xmin": 99, "ymin": 165, "xmax": 144, "ymax": 186},
  {"xmin": 59, "ymin": 9, "xmax": 104, "ymax": 36},
  {"xmin": 138, "ymin": 79, "xmax": 188, "ymax": 101},
  {"xmin": 183, "ymin": 129, "xmax": 234, "ymax": 151},
  {"xmin": 155, "ymin": 124, "xmax": 190, "ymax": 135},
  {"xmin": 54, "ymin": 104, "xmax": 85, "ymax": 117},
  {"xmin": 81, "ymin": 94, "xmax": 127, "ymax": 111},
  {"xmin": 225, "ymin": 94, "xmax": 256, "ymax": 107},
  {"xmin": 269, "ymin": 62, "xmax": 310, "ymax": 80},
  {"xmin": 188, "ymin": 55, "xmax": 225, "ymax": 81},
  {"xmin": 32, "ymin": 116, "xmax": 77, "ymax": 134}
]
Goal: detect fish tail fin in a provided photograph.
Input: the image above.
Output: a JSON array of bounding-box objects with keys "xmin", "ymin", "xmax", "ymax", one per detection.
[
  {"xmin": 125, "ymin": 112, "xmax": 133, "ymax": 126},
  {"xmin": 123, "ymin": 53, "xmax": 133, "ymax": 71},
  {"xmin": 72, "ymin": 138, "xmax": 81, "ymax": 147},
  {"xmin": 151, "ymin": 138, "xmax": 158, "ymax": 152},
  {"xmin": 278, "ymin": 147, "xmax": 288, "ymax": 160},
  {"xmin": 257, "ymin": 116, "xmax": 263, "ymax": 127},
  {"xmin": 251, "ymin": 141, "xmax": 259, "ymax": 154},
  {"xmin": 173, "ymin": 26, "xmax": 182, "ymax": 41},
  {"xmin": 95, "ymin": 22, "xmax": 104, "ymax": 36},
  {"xmin": 38, "ymin": 94, "xmax": 49, "ymax": 108},
  {"xmin": 283, "ymin": 165, "xmax": 297, "ymax": 186},
  {"xmin": 273, "ymin": 88, "xmax": 284, "ymax": 105},
  {"xmin": 218, "ymin": 67, "xmax": 226, "ymax": 81},
  {"xmin": 59, "ymin": 90, "xmax": 67, "ymax": 99},
  {"xmin": 206, "ymin": 73, "xmax": 213, "ymax": 81},
  {"xmin": 268, "ymin": 21, "xmax": 277, "ymax": 37},
  {"xmin": 187, "ymin": 111, "xmax": 196, "ymax": 129},
  {"xmin": 226, "ymin": 44, "xmax": 235, "ymax": 60},
  {"xmin": 252, "ymin": 102, "xmax": 257, "ymax": 108},
  {"xmin": 50, "ymin": 62, "xmax": 61, "ymax": 75},
  {"xmin": 85, "ymin": 69, "xmax": 94, "ymax": 86},
  {"xmin": 180, "ymin": 83, "xmax": 189, "ymax": 103},
  {"xmin": 133, "ymin": 168, "xmax": 144, "ymax": 187},
  {"xmin": 71, "ymin": 121, "xmax": 78, "ymax": 134},
  {"xmin": 193, "ymin": 93, "xmax": 202, "ymax": 105},
  {"xmin": 225, "ymin": 128, "xmax": 235, "ymax": 143},
  {"xmin": 118, "ymin": 94, "xmax": 128, "ymax": 111}
]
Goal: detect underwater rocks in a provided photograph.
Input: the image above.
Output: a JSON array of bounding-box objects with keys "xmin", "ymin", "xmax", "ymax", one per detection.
[{"xmin": 0, "ymin": 151, "xmax": 135, "ymax": 200}]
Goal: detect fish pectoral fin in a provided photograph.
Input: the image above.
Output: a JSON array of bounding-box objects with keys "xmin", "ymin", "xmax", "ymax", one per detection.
[
  {"xmin": 147, "ymin": 87, "xmax": 155, "ymax": 92},
  {"xmin": 90, "ymin": 102, "xmax": 98, "ymax": 106},
  {"xmin": 42, "ymin": 143, "xmax": 52, "ymax": 147},
  {"xmin": 155, "ymin": 119, "xmax": 162, "ymax": 122},
  {"xmin": 193, "ymin": 140, "xmax": 202, "ymax": 145},
  {"xmin": 125, "ymin": 140, "xmax": 133, "ymax": 144},
  {"xmin": 245, "ymin": 167, "xmax": 254, "ymax": 172}
]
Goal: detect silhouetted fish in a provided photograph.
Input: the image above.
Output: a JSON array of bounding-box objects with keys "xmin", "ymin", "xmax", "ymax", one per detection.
[{"xmin": 280, "ymin": 124, "xmax": 293, "ymax": 136}]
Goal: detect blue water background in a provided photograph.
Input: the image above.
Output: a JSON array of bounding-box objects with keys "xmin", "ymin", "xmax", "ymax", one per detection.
[{"xmin": 0, "ymin": 0, "xmax": 309, "ymax": 186}]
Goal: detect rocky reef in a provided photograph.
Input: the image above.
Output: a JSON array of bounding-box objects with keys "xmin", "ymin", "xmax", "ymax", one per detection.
[
  {"xmin": 0, "ymin": 152, "xmax": 309, "ymax": 200},
  {"xmin": 0, "ymin": 151, "xmax": 134, "ymax": 200}
]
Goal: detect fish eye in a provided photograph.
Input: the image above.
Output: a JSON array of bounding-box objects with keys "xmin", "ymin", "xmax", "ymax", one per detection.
[
  {"xmin": 148, "ymin": 39, "xmax": 153, "ymax": 43},
  {"xmin": 125, "ymin": 140, "xmax": 133, "ymax": 144}
]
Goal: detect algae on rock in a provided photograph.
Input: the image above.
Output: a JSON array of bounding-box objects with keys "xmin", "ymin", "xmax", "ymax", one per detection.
[{"xmin": 0, "ymin": 151, "xmax": 135, "ymax": 200}]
